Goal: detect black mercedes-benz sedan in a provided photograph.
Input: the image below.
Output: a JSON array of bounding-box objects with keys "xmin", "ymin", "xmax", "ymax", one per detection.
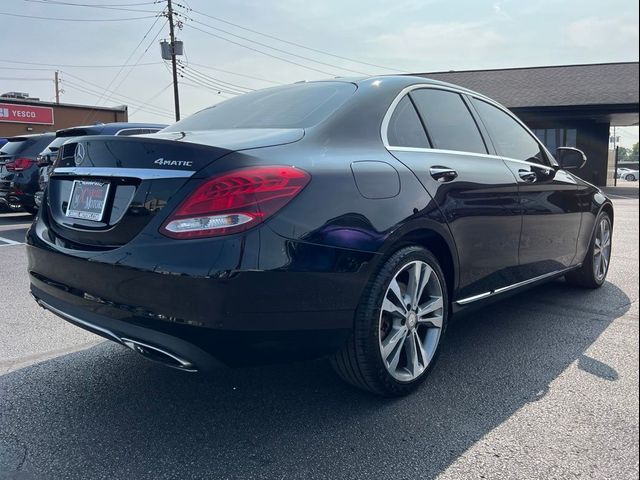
[{"xmin": 27, "ymin": 76, "xmax": 614, "ymax": 396}]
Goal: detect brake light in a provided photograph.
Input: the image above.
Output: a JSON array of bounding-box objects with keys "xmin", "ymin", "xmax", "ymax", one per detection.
[
  {"xmin": 5, "ymin": 157, "xmax": 35, "ymax": 172},
  {"xmin": 160, "ymin": 165, "xmax": 311, "ymax": 239}
]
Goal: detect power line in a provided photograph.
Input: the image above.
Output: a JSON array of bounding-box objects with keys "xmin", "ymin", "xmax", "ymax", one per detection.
[
  {"xmin": 61, "ymin": 71, "xmax": 174, "ymax": 115},
  {"xmin": 129, "ymin": 81, "xmax": 173, "ymax": 116},
  {"xmin": 28, "ymin": 0, "xmax": 157, "ymax": 5},
  {"xmin": 181, "ymin": 14, "xmax": 370, "ymax": 76},
  {"xmin": 178, "ymin": 62, "xmax": 254, "ymax": 92},
  {"xmin": 63, "ymin": 79, "xmax": 174, "ymax": 119},
  {"xmin": 181, "ymin": 6, "xmax": 403, "ymax": 73},
  {"xmin": 175, "ymin": 9, "xmax": 369, "ymax": 75},
  {"xmin": 184, "ymin": 23, "xmax": 338, "ymax": 77},
  {"xmin": 0, "ymin": 11, "xmax": 158, "ymax": 21},
  {"xmin": 0, "ymin": 58, "xmax": 162, "ymax": 68},
  {"xmin": 181, "ymin": 80, "xmax": 232, "ymax": 98},
  {"xmin": 22, "ymin": 0, "xmax": 160, "ymax": 13},
  {"xmin": 184, "ymin": 62, "xmax": 283, "ymax": 85},
  {"xmin": 179, "ymin": 70, "xmax": 244, "ymax": 96},
  {"xmin": 100, "ymin": 17, "xmax": 168, "ymax": 108},
  {"xmin": 0, "ymin": 76, "xmax": 51, "ymax": 81}
]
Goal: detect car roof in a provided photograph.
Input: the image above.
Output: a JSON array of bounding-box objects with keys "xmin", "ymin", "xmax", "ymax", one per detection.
[
  {"xmin": 305, "ymin": 75, "xmax": 491, "ymax": 100},
  {"xmin": 6, "ymin": 132, "xmax": 55, "ymax": 141}
]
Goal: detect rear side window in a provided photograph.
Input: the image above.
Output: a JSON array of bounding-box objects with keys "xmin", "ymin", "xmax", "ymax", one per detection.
[
  {"xmin": 164, "ymin": 82, "xmax": 356, "ymax": 131},
  {"xmin": 410, "ymin": 89, "xmax": 487, "ymax": 155},
  {"xmin": 0, "ymin": 135, "xmax": 53, "ymax": 156},
  {"xmin": 472, "ymin": 99, "xmax": 548, "ymax": 165},
  {"xmin": 386, "ymin": 96, "xmax": 430, "ymax": 148},
  {"xmin": 116, "ymin": 129, "xmax": 145, "ymax": 136}
]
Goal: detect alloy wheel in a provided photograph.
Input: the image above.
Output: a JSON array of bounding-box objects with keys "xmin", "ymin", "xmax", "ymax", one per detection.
[
  {"xmin": 593, "ymin": 217, "xmax": 612, "ymax": 281},
  {"xmin": 378, "ymin": 260, "xmax": 444, "ymax": 382}
]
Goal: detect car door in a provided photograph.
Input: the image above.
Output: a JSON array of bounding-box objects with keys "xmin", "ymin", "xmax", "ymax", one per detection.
[
  {"xmin": 470, "ymin": 98, "xmax": 582, "ymax": 279},
  {"xmin": 384, "ymin": 86, "xmax": 522, "ymax": 301}
]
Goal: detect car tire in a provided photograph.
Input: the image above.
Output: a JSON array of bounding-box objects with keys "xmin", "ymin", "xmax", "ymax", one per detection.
[
  {"xmin": 23, "ymin": 206, "xmax": 38, "ymax": 216},
  {"xmin": 625, "ymin": 174, "xmax": 636, "ymax": 181},
  {"xmin": 331, "ymin": 246, "xmax": 448, "ymax": 396},
  {"xmin": 565, "ymin": 211, "xmax": 612, "ymax": 289}
]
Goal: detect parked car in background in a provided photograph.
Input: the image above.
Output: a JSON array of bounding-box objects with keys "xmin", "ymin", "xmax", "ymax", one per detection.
[
  {"xmin": 28, "ymin": 77, "xmax": 614, "ymax": 396},
  {"xmin": 0, "ymin": 133, "xmax": 55, "ymax": 214},
  {"xmin": 34, "ymin": 122, "xmax": 167, "ymax": 209},
  {"xmin": 617, "ymin": 167, "xmax": 639, "ymax": 181}
]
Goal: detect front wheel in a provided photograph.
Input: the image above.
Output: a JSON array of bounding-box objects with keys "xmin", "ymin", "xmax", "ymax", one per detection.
[
  {"xmin": 625, "ymin": 174, "xmax": 637, "ymax": 182},
  {"xmin": 331, "ymin": 246, "xmax": 448, "ymax": 396},
  {"xmin": 565, "ymin": 211, "xmax": 612, "ymax": 289}
]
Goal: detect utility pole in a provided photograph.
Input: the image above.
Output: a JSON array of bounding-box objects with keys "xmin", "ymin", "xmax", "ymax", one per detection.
[
  {"xmin": 167, "ymin": 0, "xmax": 180, "ymax": 121},
  {"xmin": 54, "ymin": 70, "xmax": 60, "ymax": 103}
]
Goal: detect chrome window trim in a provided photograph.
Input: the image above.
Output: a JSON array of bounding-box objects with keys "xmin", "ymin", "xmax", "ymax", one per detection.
[
  {"xmin": 381, "ymin": 83, "xmax": 557, "ymax": 168},
  {"xmin": 455, "ymin": 265, "xmax": 580, "ymax": 306},
  {"xmin": 52, "ymin": 167, "xmax": 195, "ymax": 179},
  {"xmin": 388, "ymin": 146, "xmax": 556, "ymax": 172}
]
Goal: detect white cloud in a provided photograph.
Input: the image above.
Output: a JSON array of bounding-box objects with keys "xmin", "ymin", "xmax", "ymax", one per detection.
[
  {"xmin": 371, "ymin": 22, "xmax": 506, "ymax": 64},
  {"xmin": 567, "ymin": 17, "xmax": 639, "ymax": 52}
]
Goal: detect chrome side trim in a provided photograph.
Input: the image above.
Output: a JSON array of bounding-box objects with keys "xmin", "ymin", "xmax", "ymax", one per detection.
[
  {"xmin": 388, "ymin": 146, "xmax": 504, "ymax": 162},
  {"xmin": 36, "ymin": 298, "xmax": 121, "ymax": 342},
  {"xmin": 388, "ymin": 146, "xmax": 557, "ymax": 172},
  {"xmin": 455, "ymin": 291, "xmax": 493, "ymax": 305},
  {"xmin": 52, "ymin": 167, "xmax": 195, "ymax": 179},
  {"xmin": 455, "ymin": 266, "xmax": 580, "ymax": 306}
]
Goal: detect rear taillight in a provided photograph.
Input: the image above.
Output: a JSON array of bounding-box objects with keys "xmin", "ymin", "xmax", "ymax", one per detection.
[
  {"xmin": 160, "ymin": 165, "xmax": 310, "ymax": 239},
  {"xmin": 5, "ymin": 157, "xmax": 35, "ymax": 172}
]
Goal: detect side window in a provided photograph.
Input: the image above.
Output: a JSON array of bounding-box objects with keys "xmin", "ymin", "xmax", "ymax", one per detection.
[
  {"xmin": 116, "ymin": 129, "xmax": 144, "ymax": 136},
  {"xmin": 410, "ymin": 89, "xmax": 487, "ymax": 155},
  {"xmin": 386, "ymin": 96, "xmax": 430, "ymax": 148},
  {"xmin": 472, "ymin": 99, "xmax": 548, "ymax": 165}
]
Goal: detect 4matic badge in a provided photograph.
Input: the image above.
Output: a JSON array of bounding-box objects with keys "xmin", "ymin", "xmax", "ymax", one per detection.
[{"xmin": 154, "ymin": 158, "xmax": 194, "ymax": 168}]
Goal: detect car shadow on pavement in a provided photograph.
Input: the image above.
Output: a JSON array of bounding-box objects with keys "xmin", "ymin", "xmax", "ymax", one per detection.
[{"xmin": 0, "ymin": 278, "xmax": 630, "ymax": 480}]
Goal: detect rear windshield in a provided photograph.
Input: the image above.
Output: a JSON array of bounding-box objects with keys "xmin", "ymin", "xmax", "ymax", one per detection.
[
  {"xmin": 1, "ymin": 135, "xmax": 52, "ymax": 156},
  {"xmin": 164, "ymin": 82, "xmax": 356, "ymax": 131}
]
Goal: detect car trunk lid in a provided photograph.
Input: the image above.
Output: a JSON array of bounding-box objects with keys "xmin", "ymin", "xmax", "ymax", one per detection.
[{"xmin": 44, "ymin": 129, "xmax": 303, "ymax": 249}]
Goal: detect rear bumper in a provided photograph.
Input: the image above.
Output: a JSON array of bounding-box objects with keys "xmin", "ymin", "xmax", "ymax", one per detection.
[{"xmin": 26, "ymin": 222, "xmax": 374, "ymax": 366}]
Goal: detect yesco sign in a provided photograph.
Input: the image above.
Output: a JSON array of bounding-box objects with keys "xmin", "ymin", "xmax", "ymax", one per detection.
[{"xmin": 0, "ymin": 102, "xmax": 54, "ymax": 125}]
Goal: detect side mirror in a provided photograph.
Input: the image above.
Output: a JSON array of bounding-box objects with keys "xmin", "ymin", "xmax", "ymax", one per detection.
[{"xmin": 556, "ymin": 147, "xmax": 586, "ymax": 170}]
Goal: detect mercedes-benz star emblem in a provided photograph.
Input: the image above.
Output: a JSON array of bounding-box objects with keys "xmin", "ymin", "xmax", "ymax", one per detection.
[{"xmin": 74, "ymin": 143, "xmax": 86, "ymax": 166}]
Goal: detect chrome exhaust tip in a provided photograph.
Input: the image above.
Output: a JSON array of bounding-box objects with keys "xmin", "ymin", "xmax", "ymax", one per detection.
[{"xmin": 120, "ymin": 338, "xmax": 198, "ymax": 372}]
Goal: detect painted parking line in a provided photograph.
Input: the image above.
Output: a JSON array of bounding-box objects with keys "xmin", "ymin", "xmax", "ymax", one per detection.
[{"xmin": 0, "ymin": 236, "xmax": 24, "ymax": 247}]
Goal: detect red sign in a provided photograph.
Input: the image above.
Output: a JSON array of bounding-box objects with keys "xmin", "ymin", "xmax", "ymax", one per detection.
[{"xmin": 0, "ymin": 102, "xmax": 54, "ymax": 125}]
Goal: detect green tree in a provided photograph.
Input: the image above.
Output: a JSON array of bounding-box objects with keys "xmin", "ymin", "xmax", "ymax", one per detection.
[
  {"xmin": 617, "ymin": 146, "xmax": 630, "ymax": 162},
  {"xmin": 631, "ymin": 142, "xmax": 639, "ymax": 161}
]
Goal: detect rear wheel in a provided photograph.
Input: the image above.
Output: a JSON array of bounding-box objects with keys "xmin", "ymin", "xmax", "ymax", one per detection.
[
  {"xmin": 565, "ymin": 211, "xmax": 612, "ymax": 289},
  {"xmin": 331, "ymin": 246, "xmax": 448, "ymax": 396},
  {"xmin": 625, "ymin": 174, "xmax": 636, "ymax": 182}
]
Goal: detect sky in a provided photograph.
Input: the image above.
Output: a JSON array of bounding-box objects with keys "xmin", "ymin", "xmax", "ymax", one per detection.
[{"xmin": 1, "ymin": 0, "xmax": 638, "ymax": 145}]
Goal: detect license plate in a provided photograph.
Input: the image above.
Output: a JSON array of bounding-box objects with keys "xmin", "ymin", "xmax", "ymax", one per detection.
[{"xmin": 66, "ymin": 180, "xmax": 110, "ymax": 221}]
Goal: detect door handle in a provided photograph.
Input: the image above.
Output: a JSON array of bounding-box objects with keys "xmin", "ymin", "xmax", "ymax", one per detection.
[
  {"xmin": 518, "ymin": 169, "xmax": 537, "ymax": 183},
  {"xmin": 430, "ymin": 166, "xmax": 458, "ymax": 182}
]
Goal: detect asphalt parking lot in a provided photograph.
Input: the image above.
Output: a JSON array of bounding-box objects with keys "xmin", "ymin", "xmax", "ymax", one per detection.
[{"xmin": 0, "ymin": 188, "xmax": 638, "ymax": 480}]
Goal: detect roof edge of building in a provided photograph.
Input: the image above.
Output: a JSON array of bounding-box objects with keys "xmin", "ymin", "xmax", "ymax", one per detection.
[
  {"xmin": 411, "ymin": 61, "xmax": 639, "ymax": 76},
  {"xmin": 0, "ymin": 97, "xmax": 128, "ymax": 112}
]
